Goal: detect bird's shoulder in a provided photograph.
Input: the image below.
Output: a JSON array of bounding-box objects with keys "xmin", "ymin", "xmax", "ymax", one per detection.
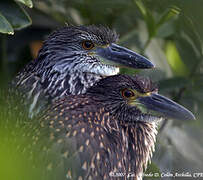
[
  {"xmin": 45, "ymin": 95, "xmax": 104, "ymax": 116},
  {"xmin": 24, "ymin": 95, "xmax": 123, "ymax": 179},
  {"xmin": 12, "ymin": 60, "xmax": 37, "ymax": 87}
]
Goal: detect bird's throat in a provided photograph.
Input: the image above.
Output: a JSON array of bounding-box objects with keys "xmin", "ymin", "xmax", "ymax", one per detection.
[{"xmin": 121, "ymin": 122, "xmax": 158, "ymax": 179}]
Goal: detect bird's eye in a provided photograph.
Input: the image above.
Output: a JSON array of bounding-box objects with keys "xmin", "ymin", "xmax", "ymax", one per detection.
[
  {"xmin": 82, "ymin": 40, "xmax": 94, "ymax": 50},
  {"xmin": 121, "ymin": 89, "xmax": 135, "ymax": 98}
]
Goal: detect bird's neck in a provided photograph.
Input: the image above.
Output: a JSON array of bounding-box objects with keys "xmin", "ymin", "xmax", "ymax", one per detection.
[
  {"xmin": 121, "ymin": 122, "xmax": 158, "ymax": 180},
  {"xmin": 37, "ymin": 70, "xmax": 103, "ymax": 98},
  {"xmin": 32, "ymin": 53, "xmax": 105, "ymax": 97},
  {"xmin": 54, "ymin": 70, "xmax": 103, "ymax": 96},
  {"xmin": 14, "ymin": 62, "xmax": 103, "ymax": 116}
]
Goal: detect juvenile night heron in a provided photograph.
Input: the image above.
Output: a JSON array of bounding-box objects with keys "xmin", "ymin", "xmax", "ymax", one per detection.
[
  {"xmin": 12, "ymin": 25, "xmax": 154, "ymax": 116},
  {"xmin": 24, "ymin": 74, "xmax": 195, "ymax": 180}
]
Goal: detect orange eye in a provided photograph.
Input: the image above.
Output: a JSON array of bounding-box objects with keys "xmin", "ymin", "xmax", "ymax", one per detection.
[
  {"xmin": 121, "ymin": 89, "xmax": 135, "ymax": 98},
  {"xmin": 82, "ymin": 40, "xmax": 94, "ymax": 50}
]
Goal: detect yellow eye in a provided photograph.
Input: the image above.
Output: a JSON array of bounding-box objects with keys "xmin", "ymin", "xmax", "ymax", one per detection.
[
  {"xmin": 82, "ymin": 40, "xmax": 94, "ymax": 50},
  {"xmin": 121, "ymin": 89, "xmax": 135, "ymax": 98}
]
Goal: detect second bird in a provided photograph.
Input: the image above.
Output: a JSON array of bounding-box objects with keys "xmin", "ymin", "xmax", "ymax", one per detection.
[
  {"xmin": 12, "ymin": 25, "xmax": 154, "ymax": 117},
  {"xmin": 22, "ymin": 74, "xmax": 195, "ymax": 180}
]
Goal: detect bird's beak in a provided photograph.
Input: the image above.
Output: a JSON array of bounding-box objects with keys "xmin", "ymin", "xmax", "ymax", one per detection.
[
  {"xmin": 136, "ymin": 93, "xmax": 195, "ymax": 121},
  {"xmin": 96, "ymin": 43, "xmax": 154, "ymax": 69}
]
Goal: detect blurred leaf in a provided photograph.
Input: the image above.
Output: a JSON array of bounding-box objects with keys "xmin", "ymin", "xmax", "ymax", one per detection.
[
  {"xmin": 191, "ymin": 90, "xmax": 203, "ymax": 102},
  {"xmin": 158, "ymin": 77, "xmax": 190, "ymax": 93},
  {"xmin": 145, "ymin": 12, "xmax": 156, "ymax": 39},
  {"xmin": 134, "ymin": 0, "xmax": 147, "ymax": 17},
  {"xmin": 193, "ymin": 74, "xmax": 203, "ymax": 87},
  {"xmin": 156, "ymin": 21, "xmax": 175, "ymax": 38},
  {"xmin": 154, "ymin": 124, "xmax": 203, "ymax": 176},
  {"xmin": 0, "ymin": 12, "xmax": 14, "ymax": 35},
  {"xmin": 175, "ymin": 35, "xmax": 200, "ymax": 74},
  {"xmin": 144, "ymin": 162, "xmax": 161, "ymax": 179},
  {"xmin": 179, "ymin": 14, "xmax": 203, "ymax": 56},
  {"xmin": 189, "ymin": 75, "xmax": 203, "ymax": 102},
  {"xmin": 157, "ymin": 6, "xmax": 180, "ymax": 28},
  {"xmin": 0, "ymin": 1, "xmax": 32, "ymax": 33},
  {"xmin": 165, "ymin": 127, "xmax": 203, "ymax": 167},
  {"xmin": 174, "ymin": 15, "xmax": 203, "ymax": 77},
  {"xmin": 165, "ymin": 41, "xmax": 189, "ymax": 76},
  {"xmin": 138, "ymin": 69, "xmax": 166, "ymax": 82},
  {"xmin": 120, "ymin": 67, "xmax": 139, "ymax": 75},
  {"xmin": 145, "ymin": 39, "xmax": 172, "ymax": 77},
  {"xmin": 135, "ymin": 3, "xmax": 180, "ymax": 40},
  {"xmin": 156, "ymin": 6, "xmax": 180, "ymax": 38},
  {"xmin": 15, "ymin": 0, "xmax": 33, "ymax": 8},
  {"xmin": 134, "ymin": 0, "xmax": 156, "ymax": 39}
]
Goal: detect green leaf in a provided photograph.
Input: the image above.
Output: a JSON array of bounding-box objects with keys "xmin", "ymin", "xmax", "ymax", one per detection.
[
  {"xmin": 134, "ymin": 0, "xmax": 147, "ymax": 17},
  {"xmin": 165, "ymin": 41, "xmax": 189, "ymax": 77},
  {"xmin": 16, "ymin": 0, "xmax": 33, "ymax": 8},
  {"xmin": 155, "ymin": 6, "xmax": 180, "ymax": 38},
  {"xmin": 134, "ymin": 0, "xmax": 156, "ymax": 38},
  {"xmin": 175, "ymin": 35, "xmax": 201, "ymax": 74},
  {"xmin": 156, "ymin": 21, "xmax": 175, "ymax": 38},
  {"xmin": 0, "ymin": 12, "xmax": 14, "ymax": 35},
  {"xmin": 0, "ymin": 1, "xmax": 32, "ymax": 31},
  {"xmin": 145, "ymin": 11, "xmax": 156, "ymax": 39},
  {"xmin": 15, "ymin": 0, "xmax": 33, "ymax": 8},
  {"xmin": 179, "ymin": 14, "xmax": 203, "ymax": 55},
  {"xmin": 175, "ymin": 15, "xmax": 203, "ymax": 75},
  {"xmin": 144, "ymin": 162, "xmax": 161, "ymax": 179},
  {"xmin": 157, "ymin": 6, "xmax": 180, "ymax": 28},
  {"xmin": 158, "ymin": 77, "xmax": 190, "ymax": 93}
]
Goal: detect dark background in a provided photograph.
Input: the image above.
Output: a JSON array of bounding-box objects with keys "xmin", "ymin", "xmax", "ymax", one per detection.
[{"xmin": 0, "ymin": 0, "xmax": 203, "ymax": 179}]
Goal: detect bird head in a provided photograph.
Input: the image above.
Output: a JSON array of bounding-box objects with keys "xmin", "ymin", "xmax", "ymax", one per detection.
[
  {"xmin": 87, "ymin": 74, "xmax": 195, "ymax": 124},
  {"xmin": 35, "ymin": 25, "xmax": 154, "ymax": 77}
]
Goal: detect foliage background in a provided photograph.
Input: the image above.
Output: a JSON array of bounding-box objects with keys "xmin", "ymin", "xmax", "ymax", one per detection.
[{"xmin": 0, "ymin": 0, "xmax": 203, "ymax": 179}]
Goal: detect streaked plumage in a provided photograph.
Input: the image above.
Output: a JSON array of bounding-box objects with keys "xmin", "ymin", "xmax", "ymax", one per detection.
[
  {"xmin": 22, "ymin": 74, "xmax": 195, "ymax": 180},
  {"xmin": 12, "ymin": 25, "xmax": 154, "ymax": 117}
]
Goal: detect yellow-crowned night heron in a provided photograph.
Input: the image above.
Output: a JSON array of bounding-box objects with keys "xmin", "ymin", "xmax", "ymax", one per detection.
[
  {"xmin": 23, "ymin": 74, "xmax": 195, "ymax": 180},
  {"xmin": 12, "ymin": 25, "xmax": 154, "ymax": 117}
]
